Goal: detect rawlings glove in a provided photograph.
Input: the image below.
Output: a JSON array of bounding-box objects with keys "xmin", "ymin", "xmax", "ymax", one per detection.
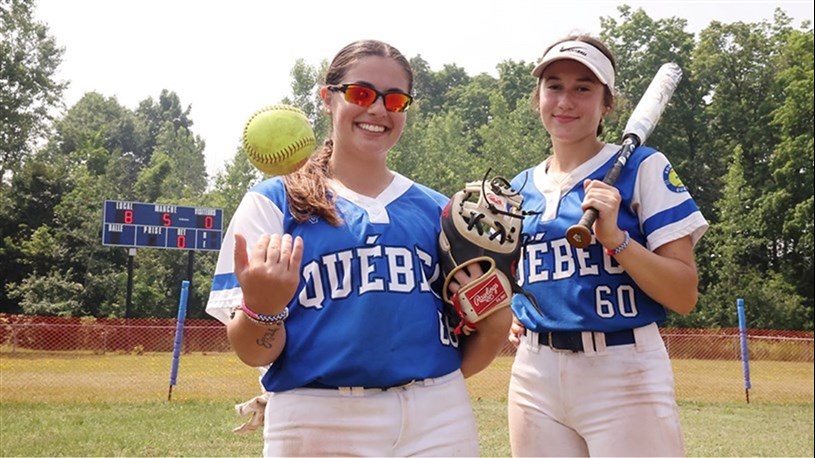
[{"xmin": 439, "ymin": 173, "xmax": 541, "ymax": 335}]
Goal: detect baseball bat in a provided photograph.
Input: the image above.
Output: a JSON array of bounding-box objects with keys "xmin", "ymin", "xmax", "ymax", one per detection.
[{"xmin": 565, "ymin": 62, "xmax": 683, "ymax": 249}]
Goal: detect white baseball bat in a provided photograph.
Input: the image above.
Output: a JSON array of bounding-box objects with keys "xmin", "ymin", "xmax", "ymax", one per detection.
[{"xmin": 566, "ymin": 62, "xmax": 683, "ymax": 249}]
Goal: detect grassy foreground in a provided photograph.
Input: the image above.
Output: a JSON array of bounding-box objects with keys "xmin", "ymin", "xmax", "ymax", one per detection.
[
  {"xmin": 2, "ymin": 351, "xmax": 813, "ymax": 456},
  {"xmin": 2, "ymin": 351, "xmax": 812, "ymax": 404},
  {"xmin": 1, "ymin": 399, "xmax": 812, "ymax": 457}
]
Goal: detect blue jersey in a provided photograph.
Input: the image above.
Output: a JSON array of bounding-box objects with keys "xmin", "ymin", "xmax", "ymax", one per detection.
[
  {"xmin": 510, "ymin": 144, "xmax": 708, "ymax": 333},
  {"xmin": 207, "ymin": 173, "xmax": 461, "ymax": 392}
]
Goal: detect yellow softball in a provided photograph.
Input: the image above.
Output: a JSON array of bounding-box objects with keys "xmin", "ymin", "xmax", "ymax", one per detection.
[{"xmin": 242, "ymin": 105, "xmax": 317, "ymax": 176}]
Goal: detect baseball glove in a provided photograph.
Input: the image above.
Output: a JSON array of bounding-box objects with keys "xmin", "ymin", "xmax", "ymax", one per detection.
[{"xmin": 439, "ymin": 172, "xmax": 541, "ymax": 335}]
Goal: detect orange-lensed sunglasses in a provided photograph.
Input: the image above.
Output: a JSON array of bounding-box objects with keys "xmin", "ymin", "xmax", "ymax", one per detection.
[{"xmin": 327, "ymin": 83, "xmax": 413, "ymax": 112}]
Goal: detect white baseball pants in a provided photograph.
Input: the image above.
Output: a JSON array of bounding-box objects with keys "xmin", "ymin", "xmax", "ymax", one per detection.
[
  {"xmin": 508, "ymin": 323, "xmax": 685, "ymax": 457},
  {"xmin": 262, "ymin": 369, "xmax": 479, "ymax": 457}
]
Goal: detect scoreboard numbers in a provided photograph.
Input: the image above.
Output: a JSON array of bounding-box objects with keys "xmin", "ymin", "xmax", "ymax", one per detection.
[{"xmin": 102, "ymin": 201, "xmax": 223, "ymax": 251}]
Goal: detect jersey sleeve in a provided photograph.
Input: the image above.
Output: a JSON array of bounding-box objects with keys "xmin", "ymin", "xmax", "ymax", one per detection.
[
  {"xmin": 634, "ymin": 152, "xmax": 708, "ymax": 251},
  {"xmin": 205, "ymin": 190, "xmax": 286, "ymax": 324}
]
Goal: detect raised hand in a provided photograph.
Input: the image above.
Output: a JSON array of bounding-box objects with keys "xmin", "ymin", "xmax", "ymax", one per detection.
[{"xmin": 233, "ymin": 233, "xmax": 304, "ymax": 313}]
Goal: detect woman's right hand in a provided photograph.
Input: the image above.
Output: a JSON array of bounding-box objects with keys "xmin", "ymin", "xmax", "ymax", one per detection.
[
  {"xmin": 508, "ymin": 315, "xmax": 525, "ymax": 348},
  {"xmin": 233, "ymin": 233, "xmax": 304, "ymax": 313}
]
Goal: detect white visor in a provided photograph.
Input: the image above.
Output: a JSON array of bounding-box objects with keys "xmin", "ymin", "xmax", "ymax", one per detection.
[{"xmin": 532, "ymin": 40, "xmax": 616, "ymax": 94}]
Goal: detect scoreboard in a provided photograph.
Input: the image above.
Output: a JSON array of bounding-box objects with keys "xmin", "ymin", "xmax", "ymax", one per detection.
[{"xmin": 102, "ymin": 200, "xmax": 223, "ymax": 251}]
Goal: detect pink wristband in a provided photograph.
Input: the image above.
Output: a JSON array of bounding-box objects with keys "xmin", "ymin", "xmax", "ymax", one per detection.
[{"xmin": 240, "ymin": 300, "xmax": 289, "ymax": 325}]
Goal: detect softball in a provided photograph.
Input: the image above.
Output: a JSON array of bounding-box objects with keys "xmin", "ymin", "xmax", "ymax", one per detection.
[{"xmin": 242, "ymin": 105, "xmax": 317, "ymax": 176}]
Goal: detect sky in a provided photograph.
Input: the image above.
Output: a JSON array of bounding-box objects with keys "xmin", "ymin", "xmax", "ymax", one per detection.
[{"xmin": 33, "ymin": 0, "xmax": 814, "ymax": 178}]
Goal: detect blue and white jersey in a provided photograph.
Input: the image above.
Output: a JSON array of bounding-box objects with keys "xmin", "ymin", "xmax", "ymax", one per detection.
[
  {"xmin": 206, "ymin": 173, "xmax": 461, "ymax": 392},
  {"xmin": 510, "ymin": 144, "xmax": 708, "ymax": 333}
]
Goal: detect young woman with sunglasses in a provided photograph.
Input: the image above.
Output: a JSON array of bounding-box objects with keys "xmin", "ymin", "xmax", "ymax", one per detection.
[
  {"xmin": 505, "ymin": 34, "xmax": 708, "ymax": 456},
  {"xmin": 206, "ymin": 39, "xmax": 509, "ymax": 456}
]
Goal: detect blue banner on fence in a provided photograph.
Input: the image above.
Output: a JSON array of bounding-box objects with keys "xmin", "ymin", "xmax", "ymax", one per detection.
[
  {"xmin": 169, "ymin": 281, "xmax": 190, "ymax": 387},
  {"xmin": 737, "ymin": 298, "xmax": 752, "ymax": 390}
]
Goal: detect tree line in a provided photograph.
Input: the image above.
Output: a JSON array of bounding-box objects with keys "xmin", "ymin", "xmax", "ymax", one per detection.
[{"xmin": 2, "ymin": 1, "xmax": 812, "ymax": 330}]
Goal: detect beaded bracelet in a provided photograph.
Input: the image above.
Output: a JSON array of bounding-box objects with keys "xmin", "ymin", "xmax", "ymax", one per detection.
[
  {"xmin": 240, "ymin": 300, "xmax": 289, "ymax": 327},
  {"xmin": 604, "ymin": 230, "xmax": 630, "ymax": 256}
]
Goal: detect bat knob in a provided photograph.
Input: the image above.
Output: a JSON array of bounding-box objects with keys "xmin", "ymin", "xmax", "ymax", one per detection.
[{"xmin": 566, "ymin": 225, "xmax": 592, "ymax": 249}]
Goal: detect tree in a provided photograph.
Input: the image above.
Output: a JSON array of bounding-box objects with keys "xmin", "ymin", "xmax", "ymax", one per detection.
[
  {"xmin": 692, "ymin": 14, "xmax": 792, "ymax": 201},
  {"xmin": 495, "ymin": 59, "xmax": 537, "ymax": 113},
  {"xmin": 50, "ymin": 92, "xmax": 146, "ymax": 171},
  {"xmin": 445, "ymin": 73, "xmax": 499, "ymax": 157},
  {"xmin": 0, "ymin": 0, "xmax": 67, "ymax": 180},
  {"xmin": 136, "ymin": 89, "xmax": 194, "ymax": 167},
  {"xmin": 7, "ymin": 163, "xmax": 122, "ymax": 316},
  {"xmin": 760, "ymin": 25, "xmax": 814, "ymax": 319},
  {"xmin": 0, "ymin": 161, "xmax": 67, "ymax": 313},
  {"xmin": 391, "ymin": 111, "xmax": 487, "ymax": 197},
  {"xmin": 209, "ymin": 147, "xmax": 262, "ymax": 218},
  {"xmin": 281, "ymin": 58, "xmax": 330, "ymax": 143},
  {"xmin": 133, "ymin": 90, "xmax": 207, "ymax": 197},
  {"xmin": 600, "ymin": 6, "xmax": 708, "ymax": 207},
  {"xmin": 691, "ymin": 11, "xmax": 813, "ymax": 329},
  {"xmin": 409, "ymin": 55, "xmax": 444, "ymax": 117},
  {"xmin": 151, "ymin": 123, "xmax": 208, "ymax": 198},
  {"xmin": 478, "ymin": 60, "xmax": 549, "ymax": 178},
  {"xmin": 410, "ymin": 61, "xmax": 471, "ymax": 117}
]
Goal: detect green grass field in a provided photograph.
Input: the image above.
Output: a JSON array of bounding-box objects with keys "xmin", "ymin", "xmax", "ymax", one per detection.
[{"xmin": 2, "ymin": 351, "xmax": 813, "ymax": 456}]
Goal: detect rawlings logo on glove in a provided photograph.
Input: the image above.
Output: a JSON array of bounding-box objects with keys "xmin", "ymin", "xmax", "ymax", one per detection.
[
  {"xmin": 439, "ymin": 172, "xmax": 542, "ymax": 335},
  {"xmin": 467, "ymin": 277, "xmax": 508, "ymax": 313}
]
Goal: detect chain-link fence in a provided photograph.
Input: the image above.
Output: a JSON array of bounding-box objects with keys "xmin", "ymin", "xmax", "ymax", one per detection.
[{"xmin": 1, "ymin": 314, "xmax": 812, "ymax": 405}]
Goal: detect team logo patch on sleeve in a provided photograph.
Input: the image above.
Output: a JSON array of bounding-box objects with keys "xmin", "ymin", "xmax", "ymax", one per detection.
[{"xmin": 663, "ymin": 165, "xmax": 687, "ymax": 193}]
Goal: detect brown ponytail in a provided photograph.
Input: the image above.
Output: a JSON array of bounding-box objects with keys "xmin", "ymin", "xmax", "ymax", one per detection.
[{"xmin": 284, "ymin": 139, "xmax": 341, "ymax": 226}]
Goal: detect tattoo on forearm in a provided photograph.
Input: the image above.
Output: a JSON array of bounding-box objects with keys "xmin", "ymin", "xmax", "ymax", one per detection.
[{"xmin": 255, "ymin": 325, "xmax": 281, "ymax": 349}]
